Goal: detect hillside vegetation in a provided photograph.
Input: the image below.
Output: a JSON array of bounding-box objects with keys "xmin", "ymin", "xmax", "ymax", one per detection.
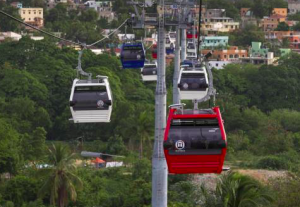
[{"xmin": 0, "ymin": 37, "xmax": 300, "ymax": 206}]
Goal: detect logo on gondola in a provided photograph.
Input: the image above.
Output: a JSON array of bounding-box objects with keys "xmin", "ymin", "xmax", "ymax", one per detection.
[
  {"xmin": 175, "ymin": 140, "xmax": 185, "ymax": 150},
  {"xmin": 97, "ymin": 100, "xmax": 104, "ymax": 108}
]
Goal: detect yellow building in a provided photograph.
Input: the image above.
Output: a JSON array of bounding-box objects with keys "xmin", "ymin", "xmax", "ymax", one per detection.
[
  {"xmin": 19, "ymin": 8, "xmax": 44, "ymax": 28},
  {"xmin": 201, "ymin": 17, "xmax": 239, "ymax": 35},
  {"xmin": 272, "ymin": 8, "xmax": 288, "ymax": 17}
]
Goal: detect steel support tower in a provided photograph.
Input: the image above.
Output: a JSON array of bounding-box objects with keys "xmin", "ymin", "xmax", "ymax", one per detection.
[
  {"xmin": 173, "ymin": 26, "xmax": 181, "ymax": 105},
  {"xmin": 128, "ymin": 1, "xmax": 195, "ymax": 206},
  {"xmin": 152, "ymin": 0, "xmax": 168, "ymax": 206}
]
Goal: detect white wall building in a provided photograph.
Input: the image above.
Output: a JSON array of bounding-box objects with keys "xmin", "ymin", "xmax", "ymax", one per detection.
[
  {"xmin": 288, "ymin": 2, "xmax": 300, "ymax": 14},
  {"xmin": 208, "ymin": 60, "xmax": 232, "ymax": 70},
  {"xmin": 117, "ymin": 34, "xmax": 135, "ymax": 41},
  {"xmin": 0, "ymin": 32, "xmax": 22, "ymax": 42}
]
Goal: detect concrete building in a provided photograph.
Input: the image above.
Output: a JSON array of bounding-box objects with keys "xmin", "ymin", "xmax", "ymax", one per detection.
[
  {"xmin": 84, "ymin": 1, "xmax": 115, "ymax": 22},
  {"xmin": 240, "ymin": 52, "xmax": 276, "ymax": 65},
  {"xmin": 250, "ymin": 42, "xmax": 269, "ymax": 57},
  {"xmin": 201, "ymin": 36, "xmax": 229, "ymax": 48},
  {"xmin": 240, "ymin": 8, "xmax": 258, "ymax": 28},
  {"xmin": 272, "ymin": 8, "xmax": 288, "ymax": 17},
  {"xmin": 208, "ymin": 61, "xmax": 232, "ymax": 70},
  {"xmin": 117, "ymin": 34, "xmax": 135, "ymax": 41},
  {"xmin": 240, "ymin": 8, "xmax": 251, "ymax": 17},
  {"xmin": 10, "ymin": 2, "xmax": 23, "ymax": 8},
  {"xmin": 287, "ymin": 35, "xmax": 300, "ymax": 49},
  {"xmin": 201, "ymin": 17, "xmax": 239, "ymax": 34},
  {"xmin": 260, "ymin": 14, "xmax": 286, "ymax": 31},
  {"xmin": 288, "ymin": 2, "xmax": 300, "ymax": 14},
  {"xmin": 45, "ymin": 0, "xmax": 56, "ymax": 9},
  {"xmin": 202, "ymin": 46, "xmax": 248, "ymax": 61},
  {"xmin": 265, "ymin": 31, "xmax": 300, "ymax": 42},
  {"xmin": 19, "ymin": 8, "xmax": 44, "ymax": 28},
  {"xmin": 30, "ymin": 36, "xmax": 44, "ymax": 41},
  {"xmin": 0, "ymin": 32, "xmax": 22, "ymax": 42},
  {"xmin": 279, "ymin": 48, "xmax": 291, "ymax": 56},
  {"xmin": 204, "ymin": 9, "xmax": 226, "ymax": 18},
  {"xmin": 240, "ymin": 42, "xmax": 276, "ymax": 65}
]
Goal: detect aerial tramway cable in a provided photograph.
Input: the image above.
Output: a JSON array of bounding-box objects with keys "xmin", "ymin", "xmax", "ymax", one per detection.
[
  {"xmin": 0, "ymin": 10, "xmax": 83, "ymax": 46},
  {"xmin": 0, "ymin": 9, "xmax": 129, "ymax": 47}
]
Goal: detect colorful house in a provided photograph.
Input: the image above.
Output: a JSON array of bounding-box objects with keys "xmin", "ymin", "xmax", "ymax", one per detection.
[
  {"xmin": 261, "ymin": 14, "xmax": 286, "ymax": 31},
  {"xmin": 250, "ymin": 42, "xmax": 269, "ymax": 57},
  {"xmin": 272, "ymin": 8, "xmax": 288, "ymax": 17},
  {"xmin": 201, "ymin": 36, "xmax": 229, "ymax": 48}
]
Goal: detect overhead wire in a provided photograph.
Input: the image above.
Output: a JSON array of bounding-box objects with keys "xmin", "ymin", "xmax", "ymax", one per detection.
[
  {"xmin": 88, "ymin": 18, "xmax": 129, "ymax": 47},
  {"xmin": 0, "ymin": 9, "xmax": 84, "ymax": 46},
  {"xmin": 0, "ymin": 9, "xmax": 129, "ymax": 48}
]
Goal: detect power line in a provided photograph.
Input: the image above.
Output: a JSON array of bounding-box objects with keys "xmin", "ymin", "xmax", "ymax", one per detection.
[
  {"xmin": 88, "ymin": 18, "xmax": 129, "ymax": 47},
  {"xmin": 0, "ymin": 9, "xmax": 84, "ymax": 46},
  {"xmin": 0, "ymin": 10, "xmax": 129, "ymax": 48}
]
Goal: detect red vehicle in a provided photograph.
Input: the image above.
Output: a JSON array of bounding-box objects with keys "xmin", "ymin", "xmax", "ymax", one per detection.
[
  {"xmin": 186, "ymin": 27, "xmax": 198, "ymax": 39},
  {"xmin": 152, "ymin": 44, "xmax": 157, "ymax": 59},
  {"xmin": 164, "ymin": 106, "xmax": 227, "ymax": 174}
]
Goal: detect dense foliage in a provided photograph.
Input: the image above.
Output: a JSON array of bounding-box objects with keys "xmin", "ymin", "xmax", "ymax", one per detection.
[{"xmin": 0, "ymin": 35, "xmax": 300, "ymax": 206}]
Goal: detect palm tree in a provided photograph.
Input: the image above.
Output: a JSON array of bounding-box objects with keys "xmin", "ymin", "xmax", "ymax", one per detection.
[
  {"xmin": 216, "ymin": 172, "xmax": 273, "ymax": 207},
  {"xmin": 38, "ymin": 143, "xmax": 83, "ymax": 207}
]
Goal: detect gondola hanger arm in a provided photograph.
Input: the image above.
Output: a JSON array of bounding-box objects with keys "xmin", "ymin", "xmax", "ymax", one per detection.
[{"xmin": 76, "ymin": 45, "xmax": 92, "ymax": 81}]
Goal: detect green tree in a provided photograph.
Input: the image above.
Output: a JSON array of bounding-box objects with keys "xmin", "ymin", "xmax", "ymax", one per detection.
[
  {"xmin": 281, "ymin": 37, "xmax": 290, "ymax": 48},
  {"xmin": 276, "ymin": 22, "xmax": 290, "ymax": 31},
  {"xmin": 21, "ymin": 127, "xmax": 47, "ymax": 162},
  {"xmin": 229, "ymin": 24, "xmax": 265, "ymax": 47},
  {"xmin": 136, "ymin": 110, "xmax": 154, "ymax": 159},
  {"xmin": 288, "ymin": 12, "xmax": 300, "ymax": 21},
  {"xmin": 235, "ymin": 0, "xmax": 254, "ymax": 9},
  {"xmin": 0, "ymin": 5, "xmax": 21, "ymax": 32},
  {"xmin": 0, "ymin": 118, "xmax": 20, "ymax": 175},
  {"xmin": 265, "ymin": 0, "xmax": 288, "ymax": 14},
  {"xmin": 4, "ymin": 176, "xmax": 39, "ymax": 206},
  {"xmin": 38, "ymin": 144, "xmax": 83, "ymax": 207},
  {"xmin": 207, "ymin": 0, "xmax": 240, "ymax": 19}
]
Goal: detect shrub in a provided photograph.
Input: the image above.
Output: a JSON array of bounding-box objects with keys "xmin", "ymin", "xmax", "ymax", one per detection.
[{"xmin": 256, "ymin": 156, "xmax": 288, "ymax": 170}]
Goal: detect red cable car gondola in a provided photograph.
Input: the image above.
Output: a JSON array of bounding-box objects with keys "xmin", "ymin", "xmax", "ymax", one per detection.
[
  {"xmin": 164, "ymin": 106, "xmax": 227, "ymax": 174},
  {"xmin": 152, "ymin": 44, "xmax": 157, "ymax": 59},
  {"xmin": 186, "ymin": 27, "xmax": 198, "ymax": 39}
]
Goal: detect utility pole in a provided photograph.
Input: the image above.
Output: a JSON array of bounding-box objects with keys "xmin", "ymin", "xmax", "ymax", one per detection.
[
  {"xmin": 173, "ymin": 26, "xmax": 181, "ymax": 104},
  {"xmin": 152, "ymin": 0, "xmax": 168, "ymax": 206}
]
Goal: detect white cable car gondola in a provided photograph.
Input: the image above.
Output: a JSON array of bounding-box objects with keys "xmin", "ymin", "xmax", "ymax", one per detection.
[
  {"xmin": 186, "ymin": 51, "xmax": 197, "ymax": 60},
  {"xmin": 187, "ymin": 42, "xmax": 196, "ymax": 54},
  {"xmin": 141, "ymin": 62, "xmax": 157, "ymax": 81},
  {"xmin": 178, "ymin": 65, "xmax": 209, "ymax": 100},
  {"xmin": 69, "ymin": 76, "xmax": 112, "ymax": 123},
  {"xmin": 169, "ymin": 31, "xmax": 176, "ymax": 43}
]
